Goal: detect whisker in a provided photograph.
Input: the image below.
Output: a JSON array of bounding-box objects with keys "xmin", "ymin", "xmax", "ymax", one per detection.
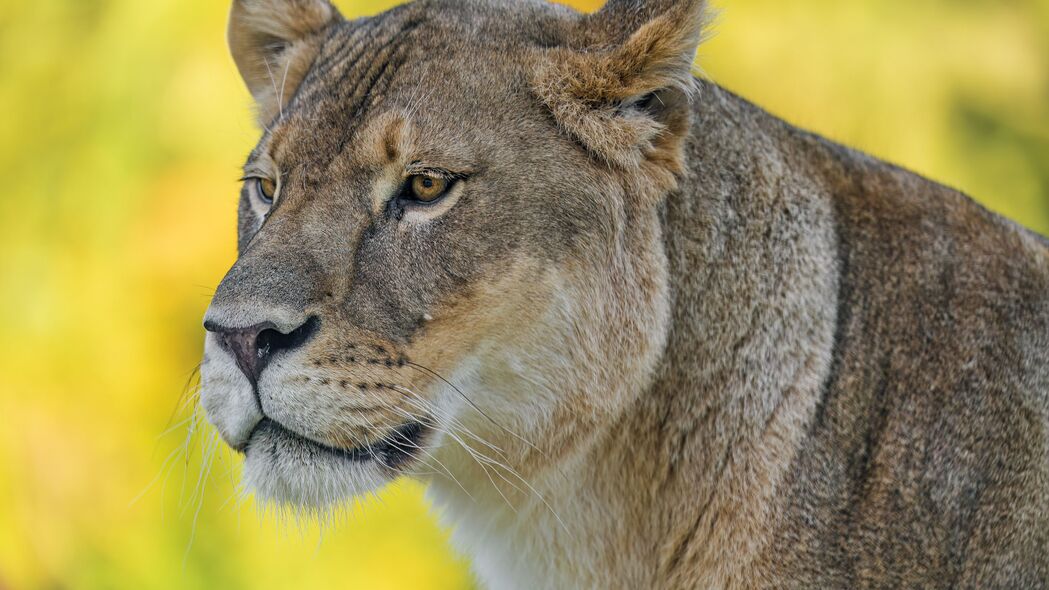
[
  {"xmin": 183, "ymin": 430, "xmax": 220, "ymax": 568},
  {"xmin": 377, "ymin": 403, "xmax": 476, "ymax": 501},
  {"xmin": 383, "ymin": 392, "xmax": 521, "ymax": 512},
  {"xmin": 405, "ymin": 362, "xmax": 546, "ymax": 458},
  {"xmin": 262, "ymin": 55, "xmax": 283, "ymax": 123},
  {"xmin": 395, "ymin": 387, "xmax": 523, "ymax": 472},
  {"xmin": 391, "ymin": 385, "xmax": 572, "ymax": 535},
  {"xmin": 393, "ymin": 385, "xmax": 510, "ymax": 458},
  {"xmin": 130, "ymin": 431, "xmax": 191, "ymax": 509},
  {"xmin": 166, "ymin": 364, "xmax": 201, "ymax": 429},
  {"xmin": 277, "ymin": 56, "xmax": 292, "ymax": 120}
]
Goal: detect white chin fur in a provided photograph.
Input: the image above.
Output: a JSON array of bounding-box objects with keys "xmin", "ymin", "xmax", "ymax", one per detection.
[
  {"xmin": 241, "ymin": 426, "xmax": 391, "ymax": 509},
  {"xmin": 199, "ymin": 335, "xmax": 264, "ymax": 450}
]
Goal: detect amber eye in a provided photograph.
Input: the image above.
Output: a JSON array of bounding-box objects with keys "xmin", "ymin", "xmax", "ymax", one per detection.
[
  {"xmin": 409, "ymin": 174, "xmax": 448, "ymax": 203},
  {"xmin": 255, "ymin": 177, "xmax": 277, "ymax": 204}
]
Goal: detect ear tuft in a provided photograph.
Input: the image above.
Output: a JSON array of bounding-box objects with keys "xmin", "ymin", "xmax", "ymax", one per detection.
[
  {"xmin": 532, "ymin": 0, "xmax": 708, "ymax": 199},
  {"xmin": 229, "ymin": 0, "xmax": 341, "ymax": 126}
]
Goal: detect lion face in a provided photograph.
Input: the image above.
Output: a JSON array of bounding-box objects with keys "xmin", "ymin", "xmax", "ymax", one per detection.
[{"xmin": 199, "ymin": 0, "xmax": 703, "ymax": 508}]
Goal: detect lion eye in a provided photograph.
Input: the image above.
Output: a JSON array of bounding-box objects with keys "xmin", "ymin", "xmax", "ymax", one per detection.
[
  {"xmin": 408, "ymin": 174, "xmax": 448, "ymax": 203},
  {"xmin": 255, "ymin": 177, "xmax": 277, "ymax": 204}
]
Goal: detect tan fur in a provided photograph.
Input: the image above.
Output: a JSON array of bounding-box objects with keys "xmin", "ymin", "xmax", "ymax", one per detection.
[
  {"xmin": 532, "ymin": 1, "xmax": 707, "ymax": 199},
  {"xmin": 228, "ymin": 0, "xmax": 339, "ymax": 123},
  {"xmin": 199, "ymin": 1, "xmax": 1049, "ymax": 588}
]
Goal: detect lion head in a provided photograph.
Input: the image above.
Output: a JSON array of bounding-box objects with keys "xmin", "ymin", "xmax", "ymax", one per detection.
[{"xmin": 199, "ymin": 0, "xmax": 706, "ymax": 508}]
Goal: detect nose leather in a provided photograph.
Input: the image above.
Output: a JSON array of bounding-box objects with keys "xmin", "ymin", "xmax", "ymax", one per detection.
[
  {"xmin": 204, "ymin": 316, "xmax": 320, "ymax": 385},
  {"xmin": 204, "ymin": 322, "xmax": 275, "ymax": 385}
]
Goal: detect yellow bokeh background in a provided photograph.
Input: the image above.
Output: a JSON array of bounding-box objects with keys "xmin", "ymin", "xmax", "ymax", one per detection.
[{"xmin": 0, "ymin": 0, "xmax": 1046, "ymax": 588}]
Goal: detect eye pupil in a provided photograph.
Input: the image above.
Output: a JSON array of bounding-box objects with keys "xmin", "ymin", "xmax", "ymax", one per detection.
[
  {"xmin": 255, "ymin": 177, "xmax": 276, "ymax": 203},
  {"xmin": 410, "ymin": 174, "xmax": 447, "ymax": 203}
]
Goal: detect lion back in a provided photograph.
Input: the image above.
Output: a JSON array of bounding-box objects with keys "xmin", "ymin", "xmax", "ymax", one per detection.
[{"xmin": 769, "ymin": 139, "xmax": 1049, "ymax": 588}]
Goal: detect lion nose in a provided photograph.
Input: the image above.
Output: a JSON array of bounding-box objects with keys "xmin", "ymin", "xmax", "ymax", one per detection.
[{"xmin": 204, "ymin": 316, "xmax": 319, "ymax": 384}]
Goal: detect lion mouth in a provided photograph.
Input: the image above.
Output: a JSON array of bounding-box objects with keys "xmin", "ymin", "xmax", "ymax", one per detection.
[{"xmin": 247, "ymin": 417, "xmax": 430, "ymax": 471}]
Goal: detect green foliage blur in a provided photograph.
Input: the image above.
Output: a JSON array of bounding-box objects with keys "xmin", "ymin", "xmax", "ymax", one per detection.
[{"xmin": 0, "ymin": 0, "xmax": 1045, "ymax": 588}]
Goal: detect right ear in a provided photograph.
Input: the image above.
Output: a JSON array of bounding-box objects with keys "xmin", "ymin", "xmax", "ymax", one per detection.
[
  {"xmin": 228, "ymin": 0, "xmax": 342, "ymax": 125},
  {"xmin": 531, "ymin": 0, "xmax": 708, "ymax": 203}
]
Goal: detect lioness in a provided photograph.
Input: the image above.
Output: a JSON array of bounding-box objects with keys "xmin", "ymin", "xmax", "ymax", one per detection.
[{"xmin": 198, "ymin": 0, "xmax": 1049, "ymax": 587}]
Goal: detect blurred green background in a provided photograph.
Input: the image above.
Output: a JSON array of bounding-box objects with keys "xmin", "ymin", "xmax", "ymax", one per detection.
[{"xmin": 0, "ymin": 0, "xmax": 1046, "ymax": 588}]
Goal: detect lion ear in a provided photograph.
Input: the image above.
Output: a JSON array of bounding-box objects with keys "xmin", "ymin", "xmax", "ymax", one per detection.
[
  {"xmin": 534, "ymin": 0, "xmax": 708, "ymax": 194},
  {"xmin": 228, "ymin": 0, "xmax": 341, "ymax": 126}
]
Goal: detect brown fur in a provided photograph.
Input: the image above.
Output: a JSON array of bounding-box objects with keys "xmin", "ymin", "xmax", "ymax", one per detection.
[
  {"xmin": 228, "ymin": 0, "xmax": 339, "ymax": 123},
  {"xmin": 199, "ymin": 1, "xmax": 1049, "ymax": 588}
]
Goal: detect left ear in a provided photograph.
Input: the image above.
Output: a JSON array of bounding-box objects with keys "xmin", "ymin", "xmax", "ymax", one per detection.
[
  {"xmin": 533, "ymin": 0, "xmax": 708, "ymax": 196},
  {"xmin": 228, "ymin": 0, "xmax": 342, "ymax": 126}
]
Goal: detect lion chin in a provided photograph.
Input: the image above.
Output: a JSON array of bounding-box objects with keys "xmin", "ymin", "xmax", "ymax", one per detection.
[{"xmin": 240, "ymin": 418, "xmax": 432, "ymax": 509}]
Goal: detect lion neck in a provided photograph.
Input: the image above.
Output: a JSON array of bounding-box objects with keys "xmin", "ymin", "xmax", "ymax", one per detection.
[{"xmin": 426, "ymin": 80, "xmax": 841, "ymax": 589}]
